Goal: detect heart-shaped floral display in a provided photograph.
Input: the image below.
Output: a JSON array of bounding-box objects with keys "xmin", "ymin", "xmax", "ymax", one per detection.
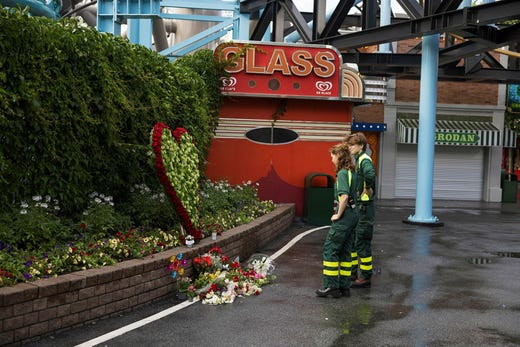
[{"xmin": 151, "ymin": 122, "xmax": 202, "ymax": 240}]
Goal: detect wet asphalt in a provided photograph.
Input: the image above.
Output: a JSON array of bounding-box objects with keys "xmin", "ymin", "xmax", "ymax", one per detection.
[{"xmin": 26, "ymin": 199, "xmax": 520, "ymax": 347}]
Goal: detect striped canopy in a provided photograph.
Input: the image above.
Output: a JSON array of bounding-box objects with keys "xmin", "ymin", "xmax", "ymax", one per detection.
[
  {"xmin": 503, "ymin": 128, "xmax": 517, "ymax": 148},
  {"xmin": 397, "ymin": 118, "xmax": 505, "ymax": 147}
]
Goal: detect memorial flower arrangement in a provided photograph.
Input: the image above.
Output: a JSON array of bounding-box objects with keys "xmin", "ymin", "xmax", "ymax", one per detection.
[
  {"xmin": 171, "ymin": 246, "xmax": 275, "ymax": 305},
  {"xmin": 151, "ymin": 122, "xmax": 202, "ymax": 242}
]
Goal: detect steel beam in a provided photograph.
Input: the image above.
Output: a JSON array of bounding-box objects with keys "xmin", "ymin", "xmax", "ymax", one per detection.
[
  {"xmin": 279, "ymin": 0, "xmax": 311, "ymax": 42},
  {"xmin": 239, "ymin": 0, "xmax": 268, "ymax": 13},
  {"xmin": 250, "ymin": 1, "xmax": 274, "ymax": 40},
  {"xmin": 434, "ymin": 0, "xmax": 463, "ymax": 14},
  {"xmin": 319, "ymin": 0, "xmax": 356, "ymax": 38},
  {"xmin": 395, "ymin": 0, "xmax": 423, "ymax": 19},
  {"xmin": 314, "ymin": 0, "xmax": 520, "ymax": 50}
]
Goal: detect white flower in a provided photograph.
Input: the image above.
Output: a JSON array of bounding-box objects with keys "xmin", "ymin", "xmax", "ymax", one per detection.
[
  {"xmin": 248, "ymin": 255, "xmax": 275, "ymax": 276},
  {"xmin": 32, "ymin": 195, "xmax": 42, "ymax": 202}
]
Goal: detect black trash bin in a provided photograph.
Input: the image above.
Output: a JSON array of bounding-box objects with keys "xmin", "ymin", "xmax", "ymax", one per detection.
[
  {"xmin": 501, "ymin": 173, "xmax": 518, "ymax": 203},
  {"xmin": 304, "ymin": 173, "xmax": 335, "ymax": 226}
]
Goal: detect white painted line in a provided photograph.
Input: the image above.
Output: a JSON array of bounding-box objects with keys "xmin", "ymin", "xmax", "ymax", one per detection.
[
  {"xmin": 75, "ymin": 225, "xmax": 329, "ymax": 347},
  {"xmin": 75, "ymin": 298, "xmax": 199, "ymax": 347}
]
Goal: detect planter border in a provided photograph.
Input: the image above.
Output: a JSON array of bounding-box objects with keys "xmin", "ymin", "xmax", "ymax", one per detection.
[{"xmin": 0, "ymin": 204, "xmax": 295, "ymax": 345}]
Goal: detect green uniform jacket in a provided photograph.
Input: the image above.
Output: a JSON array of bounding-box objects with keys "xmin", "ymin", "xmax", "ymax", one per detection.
[{"xmin": 355, "ymin": 151, "xmax": 376, "ymax": 203}]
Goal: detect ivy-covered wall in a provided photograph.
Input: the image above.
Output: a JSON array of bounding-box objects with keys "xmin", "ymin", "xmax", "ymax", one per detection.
[{"xmin": 0, "ymin": 8, "xmax": 224, "ymax": 215}]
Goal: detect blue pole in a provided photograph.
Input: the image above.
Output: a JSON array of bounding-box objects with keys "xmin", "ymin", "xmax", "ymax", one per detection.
[
  {"xmin": 378, "ymin": 0, "xmax": 391, "ymax": 53},
  {"xmin": 407, "ymin": 34, "xmax": 441, "ymax": 225}
]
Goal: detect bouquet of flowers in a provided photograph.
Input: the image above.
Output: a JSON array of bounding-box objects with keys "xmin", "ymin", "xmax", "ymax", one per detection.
[
  {"xmin": 168, "ymin": 253, "xmax": 187, "ymax": 279},
  {"xmin": 172, "ymin": 246, "xmax": 276, "ymax": 305}
]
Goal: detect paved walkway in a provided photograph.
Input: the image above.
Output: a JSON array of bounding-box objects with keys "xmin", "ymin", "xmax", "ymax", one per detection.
[{"xmin": 26, "ymin": 199, "xmax": 520, "ymax": 347}]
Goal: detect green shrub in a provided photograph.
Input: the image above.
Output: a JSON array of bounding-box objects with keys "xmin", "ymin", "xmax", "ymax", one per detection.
[
  {"xmin": 199, "ymin": 180, "xmax": 275, "ymax": 236},
  {"xmin": 77, "ymin": 192, "xmax": 132, "ymax": 238},
  {"xmin": 117, "ymin": 183, "xmax": 181, "ymax": 229},
  {"xmin": 0, "ymin": 196, "xmax": 72, "ymax": 250},
  {"xmin": 0, "ymin": 8, "xmax": 224, "ymax": 219}
]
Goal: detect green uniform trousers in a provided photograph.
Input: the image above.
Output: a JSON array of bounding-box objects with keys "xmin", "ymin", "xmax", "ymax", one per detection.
[
  {"xmin": 322, "ymin": 208, "xmax": 358, "ymax": 289},
  {"xmin": 350, "ymin": 200, "xmax": 375, "ymax": 280}
]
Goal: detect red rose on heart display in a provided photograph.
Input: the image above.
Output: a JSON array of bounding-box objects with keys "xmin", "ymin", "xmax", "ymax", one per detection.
[{"xmin": 151, "ymin": 122, "xmax": 202, "ymax": 241}]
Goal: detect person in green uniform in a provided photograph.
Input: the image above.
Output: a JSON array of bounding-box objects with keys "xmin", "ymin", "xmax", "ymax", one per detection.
[
  {"xmin": 345, "ymin": 132, "xmax": 376, "ymax": 288},
  {"xmin": 316, "ymin": 143, "xmax": 359, "ymax": 298}
]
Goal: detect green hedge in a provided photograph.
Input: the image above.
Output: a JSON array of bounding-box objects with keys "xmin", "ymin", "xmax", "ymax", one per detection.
[{"xmin": 0, "ymin": 8, "xmax": 224, "ymax": 215}]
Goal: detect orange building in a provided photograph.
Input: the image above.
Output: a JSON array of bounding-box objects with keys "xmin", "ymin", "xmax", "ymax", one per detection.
[{"xmin": 205, "ymin": 41, "xmax": 384, "ymax": 217}]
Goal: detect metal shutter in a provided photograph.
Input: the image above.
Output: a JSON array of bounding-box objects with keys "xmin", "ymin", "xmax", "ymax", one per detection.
[{"xmin": 395, "ymin": 145, "xmax": 484, "ymax": 200}]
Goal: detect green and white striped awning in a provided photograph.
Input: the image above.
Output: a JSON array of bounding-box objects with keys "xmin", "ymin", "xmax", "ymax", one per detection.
[
  {"xmin": 397, "ymin": 118, "xmax": 502, "ymax": 146},
  {"xmin": 503, "ymin": 128, "xmax": 517, "ymax": 148}
]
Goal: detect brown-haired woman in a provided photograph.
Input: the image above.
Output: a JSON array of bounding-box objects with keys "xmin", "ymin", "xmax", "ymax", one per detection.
[{"xmin": 316, "ymin": 143, "xmax": 359, "ymax": 298}]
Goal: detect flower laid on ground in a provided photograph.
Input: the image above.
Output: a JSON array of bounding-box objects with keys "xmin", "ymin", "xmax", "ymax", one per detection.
[
  {"xmin": 169, "ymin": 253, "xmax": 187, "ymax": 279},
  {"xmin": 173, "ymin": 246, "xmax": 276, "ymax": 305}
]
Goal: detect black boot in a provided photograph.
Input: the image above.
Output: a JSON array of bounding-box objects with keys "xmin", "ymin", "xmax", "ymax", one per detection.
[{"xmin": 315, "ymin": 287, "xmax": 341, "ymax": 298}]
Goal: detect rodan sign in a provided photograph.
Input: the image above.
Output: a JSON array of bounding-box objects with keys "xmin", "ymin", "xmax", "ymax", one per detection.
[{"xmin": 216, "ymin": 41, "xmax": 342, "ymax": 99}]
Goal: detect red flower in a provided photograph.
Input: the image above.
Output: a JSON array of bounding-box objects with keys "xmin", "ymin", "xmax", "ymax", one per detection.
[
  {"xmin": 173, "ymin": 127, "xmax": 188, "ymax": 140},
  {"xmin": 202, "ymin": 256, "xmax": 212, "ymax": 266},
  {"xmin": 209, "ymin": 247, "xmax": 221, "ymax": 255}
]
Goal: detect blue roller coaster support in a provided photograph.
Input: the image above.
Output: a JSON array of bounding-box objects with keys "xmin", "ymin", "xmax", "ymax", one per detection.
[{"xmin": 1, "ymin": 0, "xmax": 61, "ymax": 19}]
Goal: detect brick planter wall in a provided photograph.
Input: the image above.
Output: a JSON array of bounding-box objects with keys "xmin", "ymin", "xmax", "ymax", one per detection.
[{"xmin": 0, "ymin": 204, "xmax": 295, "ymax": 346}]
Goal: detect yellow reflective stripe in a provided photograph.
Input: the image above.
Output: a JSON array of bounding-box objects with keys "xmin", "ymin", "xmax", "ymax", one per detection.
[
  {"xmin": 323, "ymin": 260, "xmax": 339, "ymax": 267},
  {"xmin": 351, "ymin": 252, "xmax": 357, "ymax": 257},
  {"xmin": 357, "ymin": 153, "xmax": 372, "ymax": 169},
  {"xmin": 360, "ymin": 264, "xmax": 372, "ymax": 270},
  {"xmin": 351, "ymin": 259, "xmax": 358, "ymax": 265},
  {"xmin": 360, "ymin": 256, "xmax": 372, "ymax": 262},
  {"xmin": 339, "ymin": 270, "xmax": 351, "ymax": 276},
  {"xmin": 340, "ymin": 261, "xmax": 351, "ymax": 267},
  {"xmin": 323, "ymin": 269, "xmax": 339, "ymax": 276}
]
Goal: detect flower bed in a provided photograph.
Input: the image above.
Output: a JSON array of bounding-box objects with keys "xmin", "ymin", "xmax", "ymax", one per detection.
[{"xmin": 0, "ymin": 204, "xmax": 294, "ymax": 346}]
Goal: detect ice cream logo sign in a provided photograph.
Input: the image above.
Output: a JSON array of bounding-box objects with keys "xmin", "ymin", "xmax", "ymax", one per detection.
[{"xmin": 216, "ymin": 42, "xmax": 342, "ymax": 99}]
